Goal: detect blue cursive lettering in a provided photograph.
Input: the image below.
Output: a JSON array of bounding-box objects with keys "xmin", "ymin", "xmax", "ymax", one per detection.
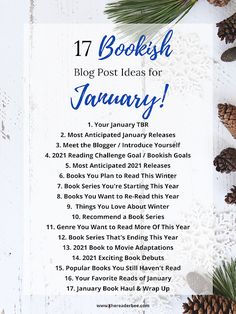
[
  {"xmin": 70, "ymin": 83, "xmax": 169, "ymax": 120},
  {"xmin": 98, "ymin": 30, "xmax": 173, "ymax": 61}
]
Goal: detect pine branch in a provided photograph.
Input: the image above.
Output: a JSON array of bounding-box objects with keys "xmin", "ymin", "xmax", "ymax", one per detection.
[
  {"xmin": 213, "ymin": 259, "xmax": 236, "ymax": 302},
  {"xmin": 105, "ymin": 0, "xmax": 198, "ymax": 25}
]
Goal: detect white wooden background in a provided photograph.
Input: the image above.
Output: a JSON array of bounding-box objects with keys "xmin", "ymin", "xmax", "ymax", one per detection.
[{"xmin": 0, "ymin": 0, "xmax": 236, "ymax": 313}]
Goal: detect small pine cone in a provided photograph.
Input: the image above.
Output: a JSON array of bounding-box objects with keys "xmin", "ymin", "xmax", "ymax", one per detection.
[
  {"xmin": 217, "ymin": 13, "xmax": 236, "ymax": 44},
  {"xmin": 225, "ymin": 186, "xmax": 236, "ymax": 204},
  {"xmin": 218, "ymin": 103, "xmax": 236, "ymax": 139},
  {"xmin": 208, "ymin": 0, "xmax": 230, "ymax": 6},
  {"xmin": 214, "ymin": 148, "xmax": 236, "ymax": 173}
]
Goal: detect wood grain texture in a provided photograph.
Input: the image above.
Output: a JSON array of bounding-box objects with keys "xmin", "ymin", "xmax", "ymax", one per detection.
[
  {"xmin": 0, "ymin": 0, "xmax": 236, "ymax": 313},
  {"xmin": 0, "ymin": 0, "xmax": 27, "ymax": 313}
]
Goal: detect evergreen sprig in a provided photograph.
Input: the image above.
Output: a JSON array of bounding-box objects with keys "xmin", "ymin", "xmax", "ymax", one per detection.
[
  {"xmin": 213, "ymin": 259, "xmax": 236, "ymax": 302},
  {"xmin": 105, "ymin": 0, "xmax": 198, "ymax": 25}
]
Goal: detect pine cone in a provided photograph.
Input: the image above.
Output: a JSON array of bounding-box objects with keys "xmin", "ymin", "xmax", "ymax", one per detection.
[
  {"xmin": 214, "ymin": 148, "xmax": 236, "ymax": 173},
  {"xmin": 218, "ymin": 103, "xmax": 236, "ymax": 139},
  {"xmin": 217, "ymin": 13, "xmax": 236, "ymax": 44},
  {"xmin": 208, "ymin": 0, "xmax": 230, "ymax": 6},
  {"xmin": 225, "ymin": 185, "xmax": 236, "ymax": 204},
  {"xmin": 183, "ymin": 295, "xmax": 236, "ymax": 313}
]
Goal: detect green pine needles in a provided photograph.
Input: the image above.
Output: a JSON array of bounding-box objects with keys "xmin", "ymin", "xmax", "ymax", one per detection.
[
  {"xmin": 213, "ymin": 259, "xmax": 236, "ymax": 302},
  {"xmin": 105, "ymin": 0, "xmax": 198, "ymax": 25}
]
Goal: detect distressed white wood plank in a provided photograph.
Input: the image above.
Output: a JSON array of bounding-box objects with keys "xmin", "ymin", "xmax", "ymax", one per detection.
[
  {"xmin": 31, "ymin": 0, "xmax": 109, "ymax": 23},
  {"xmin": 0, "ymin": 0, "xmax": 28, "ymax": 313}
]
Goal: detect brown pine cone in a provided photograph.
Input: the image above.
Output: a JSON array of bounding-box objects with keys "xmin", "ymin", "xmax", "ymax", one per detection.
[
  {"xmin": 225, "ymin": 185, "xmax": 236, "ymax": 204},
  {"xmin": 208, "ymin": 0, "xmax": 230, "ymax": 6},
  {"xmin": 183, "ymin": 295, "xmax": 236, "ymax": 313},
  {"xmin": 217, "ymin": 13, "xmax": 236, "ymax": 44},
  {"xmin": 213, "ymin": 148, "xmax": 236, "ymax": 173},
  {"xmin": 218, "ymin": 103, "xmax": 236, "ymax": 139}
]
